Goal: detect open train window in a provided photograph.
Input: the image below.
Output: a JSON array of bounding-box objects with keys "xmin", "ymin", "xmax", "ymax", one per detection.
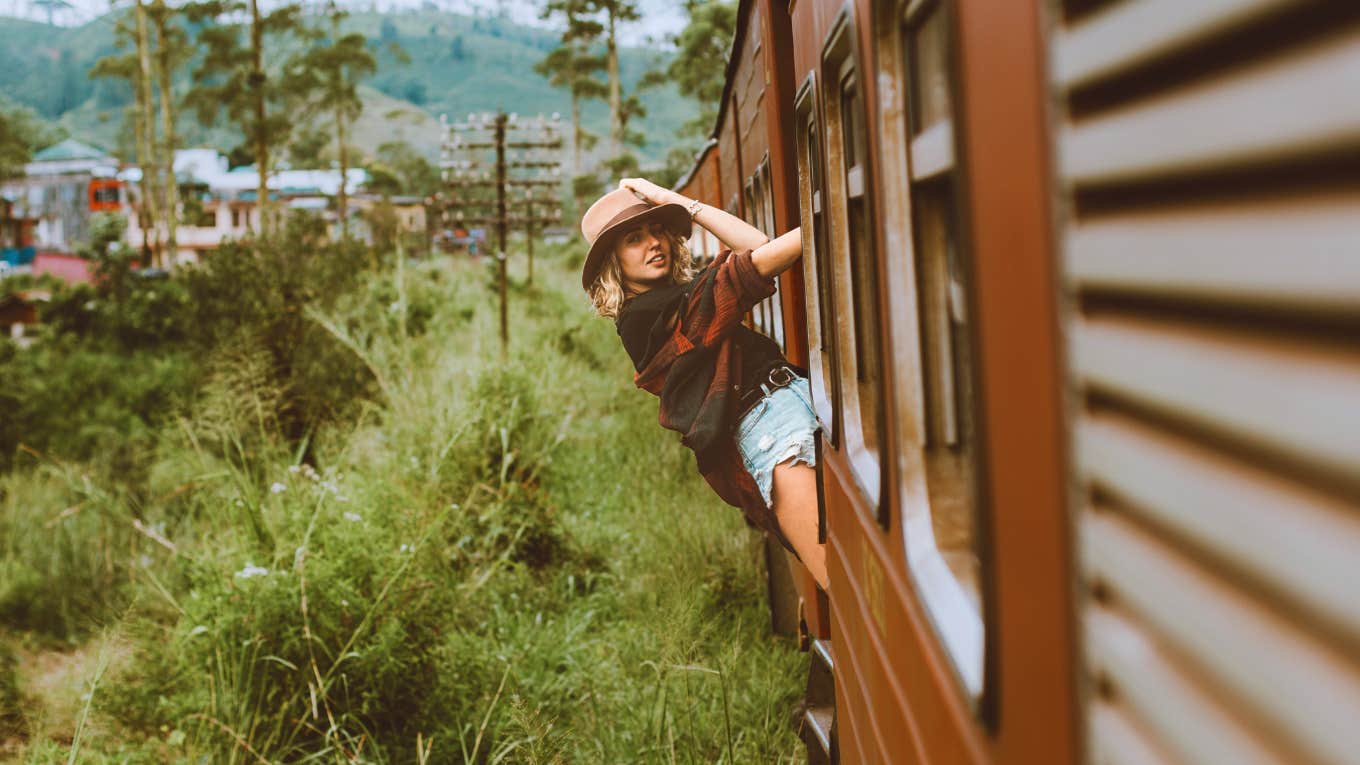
[
  {"xmin": 794, "ymin": 78, "xmax": 841, "ymax": 445},
  {"xmin": 758, "ymin": 159, "xmax": 786, "ymax": 351},
  {"xmin": 824, "ymin": 20, "xmax": 886, "ymax": 509},
  {"xmin": 881, "ymin": 0, "xmax": 987, "ymax": 703}
]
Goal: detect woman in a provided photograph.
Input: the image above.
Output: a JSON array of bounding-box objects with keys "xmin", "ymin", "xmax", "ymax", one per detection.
[{"xmin": 580, "ymin": 178, "xmax": 828, "ymax": 589}]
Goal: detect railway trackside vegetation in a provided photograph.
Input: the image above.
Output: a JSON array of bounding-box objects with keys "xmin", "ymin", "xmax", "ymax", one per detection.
[{"xmin": 0, "ymin": 222, "xmax": 804, "ymax": 762}]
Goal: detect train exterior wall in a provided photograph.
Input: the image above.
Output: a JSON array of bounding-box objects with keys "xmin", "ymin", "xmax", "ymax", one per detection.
[{"xmin": 784, "ymin": 0, "xmax": 1076, "ymax": 760}]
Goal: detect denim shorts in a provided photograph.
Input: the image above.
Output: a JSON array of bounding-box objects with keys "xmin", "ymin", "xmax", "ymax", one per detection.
[{"xmin": 734, "ymin": 376, "xmax": 820, "ymax": 508}]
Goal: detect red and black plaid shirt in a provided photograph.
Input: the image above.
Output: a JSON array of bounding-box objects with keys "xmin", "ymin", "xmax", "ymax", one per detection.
[{"xmin": 615, "ymin": 248, "xmax": 792, "ymax": 550}]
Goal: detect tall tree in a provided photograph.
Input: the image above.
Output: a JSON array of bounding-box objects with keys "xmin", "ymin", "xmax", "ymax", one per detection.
[
  {"xmin": 289, "ymin": 1, "xmax": 376, "ymax": 238},
  {"xmin": 594, "ymin": 0, "xmax": 638, "ymax": 158},
  {"xmin": 536, "ymin": 0, "xmax": 606, "ymax": 176},
  {"xmin": 134, "ymin": 0, "xmax": 163, "ymax": 265},
  {"xmin": 92, "ymin": 8, "xmax": 161, "ymax": 264},
  {"xmin": 185, "ymin": 0, "xmax": 308, "ymax": 234},
  {"xmin": 149, "ymin": 0, "xmax": 190, "ymax": 261},
  {"xmin": 668, "ymin": 0, "xmax": 735, "ymax": 138}
]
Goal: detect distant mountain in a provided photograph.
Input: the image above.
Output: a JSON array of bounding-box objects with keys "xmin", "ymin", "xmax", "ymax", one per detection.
[{"xmin": 0, "ymin": 10, "xmax": 691, "ymax": 168}]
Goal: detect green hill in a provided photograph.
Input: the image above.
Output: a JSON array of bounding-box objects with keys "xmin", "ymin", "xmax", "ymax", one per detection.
[{"xmin": 0, "ymin": 10, "xmax": 690, "ymax": 166}]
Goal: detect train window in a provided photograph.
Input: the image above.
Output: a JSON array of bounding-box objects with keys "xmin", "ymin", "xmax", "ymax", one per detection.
[
  {"xmin": 823, "ymin": 15, "xmax": 885, "ymax": 507},
  {"xmin": 759, "ymin": 161, "xmax": 786, "ymax": 351},
  {"xmin": 841, "ymin": 63, "xmax": 885, "ymax": 502},
  {"xmin": 795, "ymin": 81, "xmax": 840, "ymax": 444},
  {"xmin": 887, "ymin": 0, "xmax": 987, "ymax": 701}
]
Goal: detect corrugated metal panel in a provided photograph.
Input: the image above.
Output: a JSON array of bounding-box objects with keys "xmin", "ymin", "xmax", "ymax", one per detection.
[{"xmin": 1052, "ymin": 5, "xmax": 1360, "ymax": 765}]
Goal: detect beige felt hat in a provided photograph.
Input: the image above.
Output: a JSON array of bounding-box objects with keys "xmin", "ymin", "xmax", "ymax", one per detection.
[{"xmin": 579, "ymin": 188, "xmax": 690, "ymax": 292}]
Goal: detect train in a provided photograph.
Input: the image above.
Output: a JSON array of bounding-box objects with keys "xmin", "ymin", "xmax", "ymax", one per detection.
[{"xmin": 672, "ymin": 1, "xmax": 1360, "ymax": 763}]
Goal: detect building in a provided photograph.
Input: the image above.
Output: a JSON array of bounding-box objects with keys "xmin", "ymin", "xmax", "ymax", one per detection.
[
  {"xmin": 0, "ymin": 197, "xmax": 39, "ymax": 275},
  {"xmin": 0, "ymin": 139, "xmax": 121, "ymax": 255},
  {"xmin": 124, "ymin": 149, "xmax": 370, "ymax": 263}
]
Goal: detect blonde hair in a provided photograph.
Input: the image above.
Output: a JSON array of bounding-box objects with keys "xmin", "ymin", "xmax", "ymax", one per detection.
[{"xmin": 588, "ymin": 229, "xmax": 696, "ymax": 319}]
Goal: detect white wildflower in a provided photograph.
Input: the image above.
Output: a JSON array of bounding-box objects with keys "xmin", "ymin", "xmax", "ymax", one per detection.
[
  {"xmin": 270, "ymin": 482, "xmax": 287, "ymax": 494},
  {"xmin": 399, "ymin": 543, "xmax": 412, "ymax": 554},
  {"xmin": 344, "ymin": 512, "xmax": 362, "ymax": 522},
  {"xmin": 234, "ymin": 563, "xmax": 269, "ymax": 579},
  {"xmin": 288, "ymin": 465, "xmax": 301, "ymax": 475}
]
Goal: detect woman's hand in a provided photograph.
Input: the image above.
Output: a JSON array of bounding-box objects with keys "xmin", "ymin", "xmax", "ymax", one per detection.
[{"xmin": 618, "ymin": 177, "xmax": 681, "ymax": 207}]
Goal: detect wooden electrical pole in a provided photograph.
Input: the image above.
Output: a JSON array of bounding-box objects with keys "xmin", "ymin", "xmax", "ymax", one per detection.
[
  {"xmin": 494, "ymin": 111, "xmax": 508, "ymax": 355},
  {"xmin": 438, "ymin": 110, "xmax": 564, "ymax": 357}
]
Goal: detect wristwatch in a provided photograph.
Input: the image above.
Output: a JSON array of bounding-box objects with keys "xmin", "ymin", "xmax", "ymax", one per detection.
[{"xmin": 686, "ymin": 198, "xmax": 704, "ymax": 219}]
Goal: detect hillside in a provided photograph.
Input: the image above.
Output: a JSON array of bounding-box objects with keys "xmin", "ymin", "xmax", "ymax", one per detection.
[{"xmin": 0, "ymin": 10, "xmax": 692, "ymax": 166}]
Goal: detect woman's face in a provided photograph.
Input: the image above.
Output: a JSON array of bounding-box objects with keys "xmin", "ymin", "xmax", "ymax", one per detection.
[{"xmin": 614, "ymin": 221, "xmax": 673, "ymax": 294}]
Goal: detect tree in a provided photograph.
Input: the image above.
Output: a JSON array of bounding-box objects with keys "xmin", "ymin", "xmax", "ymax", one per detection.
[
  {"xmin": 535, "ymin": 0, "xmax": 606, "ymax": 177},
  {"xmin": 289, "ymin": 1, "xmax": 377, "ymax": 238},
  {"xmin": 0, "ymin": 101, "xmax": 65, "ymax": 180},
  {"xmin": 91, "ymin": 6, "xmax": 162, "ymax": 265},
  {"xmin": 185, "ymin": 0, "xmax": 310, "ymax": 234},
  {"xmin": 289, "ymin": 126, "xmax": 330, "ymax": 167},
  {"xmin": 667, "ymin": 0, "xmax": 735, "ymax": 138},
  {"xmin": 594, "ymin": 0, "xmax": 639, "ymax": 157},
  {"xmin": 148, "ymin": 0, "xmax": 192, "ymax": 262},
  {"xmin": 373, "ymin": 142, "xmax": 439, "ymax": 197}
]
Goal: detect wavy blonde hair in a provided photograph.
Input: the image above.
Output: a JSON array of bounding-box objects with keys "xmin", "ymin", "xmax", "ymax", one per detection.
[{"xmin": 588, "ymin": 228, "xmax": 696, "ymax": 319}]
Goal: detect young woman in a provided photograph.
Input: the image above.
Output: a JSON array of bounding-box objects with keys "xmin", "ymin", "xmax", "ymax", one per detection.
[{"xmin": 580, "ymin": 178, "xmax": 828, "ymax": 589}]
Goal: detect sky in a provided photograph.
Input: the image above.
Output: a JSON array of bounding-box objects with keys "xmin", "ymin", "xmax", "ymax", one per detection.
[{"xmin": 3, "ymin": 0, "xmax": 687, "ymax": 45}]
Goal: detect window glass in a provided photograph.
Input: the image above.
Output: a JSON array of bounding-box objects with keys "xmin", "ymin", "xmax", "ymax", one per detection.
[
  {"xmin": 841, "ymin": 70, "xmax": 884, "ymax": 462},
  {"xmin": 800, "ymin": 103, "xmax": 840, "ymax": 443},
  {"xmin": 895, "ymin": 0, "xmax": 987, "ymax": 701},
  {"xmin": 910, "ymin": 5, "xmax": 952, "ymax": 134},
  {"xmin": 913, "ymin": 183, "xmax": 979, "ymax": 607}
]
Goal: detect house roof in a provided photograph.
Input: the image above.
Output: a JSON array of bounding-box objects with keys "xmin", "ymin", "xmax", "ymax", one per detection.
[{"xmin": 32, "ymin": 139, "xmax": 110, "ymax": 163}]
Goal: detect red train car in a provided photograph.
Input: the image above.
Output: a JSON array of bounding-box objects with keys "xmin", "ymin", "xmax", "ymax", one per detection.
[{"xmin": 679, "ymin": 0, "xmax": 1360, "ymax": 763}]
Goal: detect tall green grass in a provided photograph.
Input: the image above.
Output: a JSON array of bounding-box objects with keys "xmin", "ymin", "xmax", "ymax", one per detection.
[{"xmin": 0, "ymin": 242, "xmax": 805, "ymax": 763}]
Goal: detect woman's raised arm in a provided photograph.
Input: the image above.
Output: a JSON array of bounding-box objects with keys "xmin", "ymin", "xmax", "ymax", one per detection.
[
  {"xmin": 618, "ymin": 178, "xmax": 770, "ymax": 254},
  {"xmin": 750, "ymin": 228, "xmax": 802, "ymax": 278}
]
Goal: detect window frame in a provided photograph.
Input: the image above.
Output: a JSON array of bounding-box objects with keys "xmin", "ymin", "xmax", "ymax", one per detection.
[
  {"xmin": 821, "ymin": 11, "xmax": 886, "ymax": 511},
  {"xmin": 794, "ymin": 74, "xmax": 842, "ymax": 446},
  {"xmin": 880, "ymin": 0, "xmax": 989, "ymax": 705}
]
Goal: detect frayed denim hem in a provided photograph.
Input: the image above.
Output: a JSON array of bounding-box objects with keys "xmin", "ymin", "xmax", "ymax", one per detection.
[
  {"xmin": 749, "ymin": 430, "xmax": 818, "ymax": 508},
  {"xmin": 735, "ymin": 377, "xmax": 820, "ymax": 509}
]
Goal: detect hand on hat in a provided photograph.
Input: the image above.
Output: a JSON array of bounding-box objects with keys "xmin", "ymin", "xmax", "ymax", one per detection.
[{"xmin": 618, "ymin": 178, "xmax": 679, "ymax": 208}]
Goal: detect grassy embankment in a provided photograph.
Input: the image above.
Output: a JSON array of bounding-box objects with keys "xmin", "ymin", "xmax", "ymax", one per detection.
[{"xmin": 0, "ymin": 235, "xmax": 805, "ymax": 763}]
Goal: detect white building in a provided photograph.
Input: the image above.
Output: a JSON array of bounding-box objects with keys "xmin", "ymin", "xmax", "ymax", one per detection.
[{"xmin": 125, "ymin": 149, "xmax": 369, "ymax": 264}]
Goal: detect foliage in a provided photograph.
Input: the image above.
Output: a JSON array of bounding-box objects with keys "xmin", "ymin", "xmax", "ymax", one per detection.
[
  {"xmin": 0, "ymin": 241, "xmax": 805, "ymax": 762},
  {"xmin": 367, "ymin": 140, "xmax": 441, "ymax": 197},
  {"xmin": 0, "ymin": 12, "xmax": 694, "ymax": 166},
  {"xmin": 535, "ymin": 0, "xmax": 608, "ymax": 175},
  {"xmin": 668, "ymin": 0, "xmax": 736, "ymax": 138},
  {"xmin": 178, "ymin": 214, "xmax": 378, "ymax": 440},
  {"xmin": 0, "ymin": 97, "xmax": 67, "ymax": 179}
]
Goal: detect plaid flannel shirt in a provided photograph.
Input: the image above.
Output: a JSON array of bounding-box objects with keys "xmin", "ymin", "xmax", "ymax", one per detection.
[{"xmin": 616, "ymin": 248, "xmax": 792, "ymax": 550}]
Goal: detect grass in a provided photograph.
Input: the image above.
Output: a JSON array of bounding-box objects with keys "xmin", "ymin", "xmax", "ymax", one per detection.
[{"xmin": 0, "ymin": 239, "xmax": 805, "ymax": 763}]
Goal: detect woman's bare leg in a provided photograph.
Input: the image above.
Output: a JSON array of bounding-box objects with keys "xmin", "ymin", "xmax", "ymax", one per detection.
[{"xmin": 771, "ymin": 460, "xmax": 828, "ymax": 590}]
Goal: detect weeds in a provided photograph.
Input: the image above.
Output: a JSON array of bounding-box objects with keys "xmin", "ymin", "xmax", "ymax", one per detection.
[{"xmin": 0, "ymin": 240, "xmax": 804, "ymax": 762}]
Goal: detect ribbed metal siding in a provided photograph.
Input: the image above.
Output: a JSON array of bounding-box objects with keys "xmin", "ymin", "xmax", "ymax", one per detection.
[{"xmin": 1051, "ymin": 3, "xmax": 1360, "ymax": 764}]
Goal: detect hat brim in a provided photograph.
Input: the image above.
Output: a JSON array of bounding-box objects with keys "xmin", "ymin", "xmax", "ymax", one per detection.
[{"xmin": 581, "ymin": 202, "xmax": 692, "ymax": 291}]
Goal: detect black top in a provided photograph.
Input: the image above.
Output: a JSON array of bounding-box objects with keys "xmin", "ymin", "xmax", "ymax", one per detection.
[{"xmin": 616, "ymin": 279, "xmax": 789, "ymax": 406}]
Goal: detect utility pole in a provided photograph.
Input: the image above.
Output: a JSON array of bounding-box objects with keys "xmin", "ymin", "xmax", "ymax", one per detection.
[
  {"xmin": 524, "ymin": 190, "xmax": 533, "ymax": 285},
  {"xmin": 438, "ymin": 111, "xmax": 564, "ymax": 357},
  {"xmin": 494, "ymin": 111, "xmax": 508, "ymax": 353}
]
